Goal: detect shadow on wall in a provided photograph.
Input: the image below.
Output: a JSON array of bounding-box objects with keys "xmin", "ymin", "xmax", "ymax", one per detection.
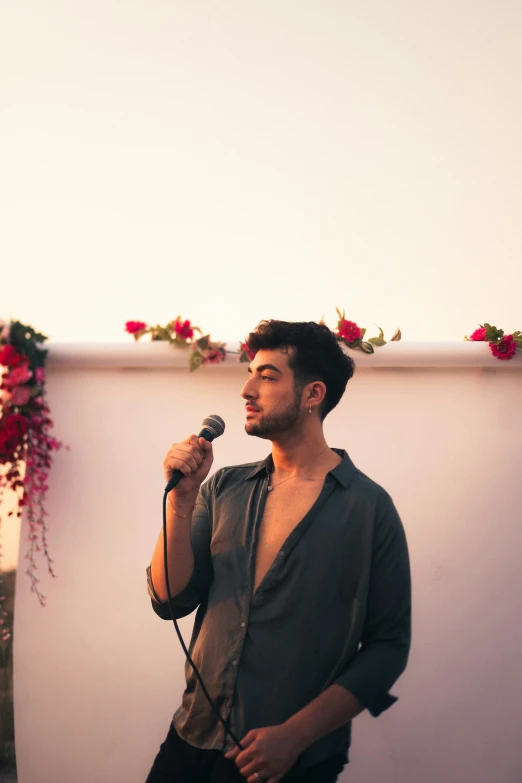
[{"xmin": 0, "ymin": 569, "xmax": 16, "ymax": 780}]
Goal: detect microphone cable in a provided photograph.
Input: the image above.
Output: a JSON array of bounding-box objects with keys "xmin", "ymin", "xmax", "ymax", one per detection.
[
  {"xmin": 162, "ymin": 489, "xmax": 244, "ymax": 750},
  {"xmin": 160, "ymin": 414, "xmax": 244, "ymax": 750}
]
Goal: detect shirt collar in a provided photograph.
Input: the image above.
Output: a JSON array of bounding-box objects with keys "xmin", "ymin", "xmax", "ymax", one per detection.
[{"xmin": 243, "ymin": 448, "xmax": 357, "ymax": 489}]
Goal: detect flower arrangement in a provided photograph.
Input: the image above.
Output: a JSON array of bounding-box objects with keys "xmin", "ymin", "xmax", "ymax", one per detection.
[
  {"xmin": 0, "ymin": 321, "xmax": 67, "ymax": 614},
  {"xmin": 334, "ymin": 309, "xmax": 401, "ymax": 353},
  {"xmin": 465, "ymin": 324, "xmax": 521, "ymax": 360},
  {"xmin": 125, "ymin": 310, "xmax": 402, "ymax": 367},
  {"xmin": 125, "ymin": 317, "xmax": 227, "ymax": 371}
]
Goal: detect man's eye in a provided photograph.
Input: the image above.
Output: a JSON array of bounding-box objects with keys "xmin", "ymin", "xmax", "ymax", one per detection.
[{"xmin": 261, "ymin": 376, "xmax": 274, "ymax": 381}]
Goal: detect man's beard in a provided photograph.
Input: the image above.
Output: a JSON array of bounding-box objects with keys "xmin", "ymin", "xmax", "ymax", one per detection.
[{"xmin": 245, "ymin": 391, "xmax": 302, "ymax": 439}]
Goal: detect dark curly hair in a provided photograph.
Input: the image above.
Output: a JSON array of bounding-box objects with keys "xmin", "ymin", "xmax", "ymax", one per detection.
[{"xmin": 246, "ymin": 320, "xmax": 355, "ymax": 419}]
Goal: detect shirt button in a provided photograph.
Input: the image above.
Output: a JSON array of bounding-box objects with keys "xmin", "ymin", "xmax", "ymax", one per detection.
[
  {"xmin": 240, "ymin": 621, "xmax": 246, "ymax": 628},
  {"xmin": 279, "ymin": 550, "xmax": 285, "ymax": 557},
  {"xmin": 232, "ymin": 659, "xmax": 238, "ymax": 666}
]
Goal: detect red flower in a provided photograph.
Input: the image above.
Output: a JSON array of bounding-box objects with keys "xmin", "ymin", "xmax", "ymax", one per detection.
[
  {"xmin": 4, "ymin": 413, "xmax": 29, "ymax": 438},
  {"xmin": 0, "ymin": 427, "xmax": 21, "ymax": 456},
  {"xmin": 125, "ymin": 320, "xmax": 147, "ymax": 335},
  {"xmin": 240, "ymin": 342, "xmax": 256, "ymax": 361},
  {"xmin": 470, "ymin": 328, "xmax": 486, "ymax": 341},
  {"xmin": 338, "ymin": 319, "xmax": 362, "ymax": 343},
  {"xmin": 0, "ymin": 344, "xmax": 25, "ymax": 367},
  {"xmin": 489, "ymin": 335, "xmax": 517, "ymax": 360},
  {"xmin": 203, "ymin": 348, "xmax": 225, "ymax": 365},
  {"xmin": 174, "ymin": 318, "xmax": 194, "ymax": 340}
]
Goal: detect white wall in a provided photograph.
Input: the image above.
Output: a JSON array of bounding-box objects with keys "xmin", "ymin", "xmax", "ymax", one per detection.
[
  {"xmin": 2, "ymin": 0, "xmax": 522, "ymax": 342},
  {"xmin": 13, "ymin": 351, "xmax": 522, "ymax": 782}
]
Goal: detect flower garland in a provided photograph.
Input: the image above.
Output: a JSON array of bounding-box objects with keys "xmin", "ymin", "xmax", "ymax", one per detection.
[
  {"xmin": 0, "ymin": 321, "xmax": 67, "ymax": 613},
  {"xmin": 465, "ymin": 323, "xmax": 521, "ymax": 360},
  {"xmin": 125, "ymin": 310, "xmax": 403, "ymax": 367},
  {"xmin": 127, "ymin": 315, "xmax": 522, "ymax": 363}
]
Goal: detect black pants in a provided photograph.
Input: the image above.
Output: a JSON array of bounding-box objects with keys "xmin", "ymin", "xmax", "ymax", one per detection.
[{"xmin": 146, "ymin": 721, "xmax": 346, "ymax": 783}]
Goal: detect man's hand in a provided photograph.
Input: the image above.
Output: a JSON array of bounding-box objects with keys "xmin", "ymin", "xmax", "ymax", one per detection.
[
  {"xmin": 162, "ymin": 435, "xmax": 214, "ymax": 499},
  {"xmin": 224, "ymin": 724, "xmax": 303, "ymax": 782}
]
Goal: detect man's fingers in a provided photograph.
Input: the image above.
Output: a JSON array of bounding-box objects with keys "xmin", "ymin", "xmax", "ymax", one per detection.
[
  {"xmin": 168, "ymin": 454, "xmax": 198, "ymax": 474},
  {"xmin": 240, "ymin": 759, "xmax": 265, "ymax": 777},
  {"xmin": 224, "ymin": 746, "xmax": 239, "ymax": 760},
  {"xmin": 168, "ymin": 442, "xmax": 205, "ymax": 472},
  {"xmin": 235, "ymin": 747, "xmax": 256, "ymax": 769},
  {"xmin": 177, "ymin": 441, "xmax": 204, "ymax": 464},
  {"xmin": 240, "ymin": 731, "xmax": 257, "ymax": 747}
]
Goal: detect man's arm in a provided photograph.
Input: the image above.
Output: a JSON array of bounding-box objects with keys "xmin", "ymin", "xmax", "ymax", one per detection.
[
  {"xmin": 150, "ymin": 491, "xmax": 198, "ymax": 601},
  {"xmin": 225, "ymin": 685, "xmax": 363, "ymax": 782},
  {"xmin": 283, "ymin": 683, "xmax": 364, "ymax": 750},
  {"xmin": 147, "ymin": 435, "xmax": 214, "ymax": 619},
  {"xmin": 332, "ymin": 494, "xmax": 412, "ymax": 716}
]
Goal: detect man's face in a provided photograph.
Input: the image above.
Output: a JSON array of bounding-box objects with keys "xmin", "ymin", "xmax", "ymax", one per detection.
[{"xmin": 240, "ymin": 348, "xmax": 304, "ymax": 439}]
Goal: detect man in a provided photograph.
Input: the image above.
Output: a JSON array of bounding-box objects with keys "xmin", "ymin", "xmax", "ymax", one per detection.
[{"xmin": 145, "ymin": 320, "xmax": 411, "ymax": 783}]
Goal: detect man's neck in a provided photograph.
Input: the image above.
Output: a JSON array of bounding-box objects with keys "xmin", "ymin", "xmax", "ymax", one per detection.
[{"xmin": 270, "ymin": 427, "xmax": 340, "ymax": 477}]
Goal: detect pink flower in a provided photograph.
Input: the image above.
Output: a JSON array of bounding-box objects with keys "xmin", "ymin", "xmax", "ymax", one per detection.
[
  {"xmin": 489, "ymin": 335, "xmax": 517, "ymax": 360},
  {"xmin": 10, "ymin": 386, "xmax": 32, "ymax": 406},
  {"xmin": 125, "ymin": 320, "xmax": 147, "ymax": 335},
  {"xmin": 35, "ymin": 367, "xmax": 45, "ymax": 384},
  {"xmin": 338, "ymin": 319, "xmax": 362, "ymax": 343},
  {"xmin": 6, "ymin": 362, "xmax": 32, "ymax": 386},
  {"xmin": 240, "ymin": 342, "xmax": 256, "ymax": 361},
  {"xmin": 470, "ymin": 328, "xmax": 486, "ymax": 341},
  {"xmin": 203, "ymin": 348, "xmax": 225, "ymax": 365},
  {"xmin": 174, "ymin": 318, "xmax": 194, "ymax": 341}
]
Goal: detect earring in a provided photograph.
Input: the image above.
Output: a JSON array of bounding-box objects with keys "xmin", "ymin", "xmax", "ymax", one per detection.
[{"xmin": 309, "ymin": 405, "xmax": 312, "ymax": 414}]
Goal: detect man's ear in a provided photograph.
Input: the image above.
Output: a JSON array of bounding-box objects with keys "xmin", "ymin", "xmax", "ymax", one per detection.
[{"xmin": 306, "ymin": 380, "xmax": 327, "ymax": 408}]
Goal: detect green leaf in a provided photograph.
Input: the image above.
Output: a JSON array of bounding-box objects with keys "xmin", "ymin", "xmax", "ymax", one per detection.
[
  {"xmin": 390, "ymin": 328, "xmax": 402, "ymax": 342},
  {"xmin": 196, "ymin": 334, "xmax": 211, "ymax": 351},
  {"xmin": 360, "ymin": 328, "xmax": 367, "ymax": 338},
  {"xmin": 483, "ymin": 323, "xmax": 504, "ymax": 342},
  {"xmin": 359, "ymin": 341, "xmax": 375, "ymax": 354},
  {"xmin": 335, "ymin": 307, "xmax": 345, "ymax": 323},
  {"xmin": 189, "ymin": 351, "xmax": 204, "ymax": 372},
  {"xmin": 348, "ymin": 337, "xmax": 362, "ymax": 349},
  {"xmin": 368, "ymin": 326, "xmax": 386, "ymax": 347},
  {"xmin": 7, "ymin": 321, "xmax": 49, "ymax": 368}
]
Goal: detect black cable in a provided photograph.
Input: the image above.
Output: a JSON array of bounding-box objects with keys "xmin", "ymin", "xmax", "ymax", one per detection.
[{"xmin": 162, "ymin": 489, "xmax": 244, "ymax": 750}]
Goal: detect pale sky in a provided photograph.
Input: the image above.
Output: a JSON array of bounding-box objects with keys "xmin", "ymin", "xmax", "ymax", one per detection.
[{"xmin": 2, "ymin": 0, "xmax": 522, "ymax": 568}]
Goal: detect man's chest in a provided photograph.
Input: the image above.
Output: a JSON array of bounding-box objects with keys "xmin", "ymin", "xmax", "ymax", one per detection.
[{"xmin": 253, "ymin": 481, "xmax": 324, "ymax": 592}]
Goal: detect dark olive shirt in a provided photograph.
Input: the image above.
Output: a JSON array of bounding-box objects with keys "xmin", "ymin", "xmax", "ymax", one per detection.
[{"xmin": 146, "ymin": 449, "xmax": 411, "ymax": 769}]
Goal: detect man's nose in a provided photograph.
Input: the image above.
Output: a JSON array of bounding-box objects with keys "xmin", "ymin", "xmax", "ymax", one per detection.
[{"xmin": 241, "ymin": 378, "xmax": 257, "ymax": 399}]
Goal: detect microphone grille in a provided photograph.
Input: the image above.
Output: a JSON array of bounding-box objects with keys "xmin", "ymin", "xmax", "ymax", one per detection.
[{"xmin": 202, "ymin": 414, "xmax": 225, "ymax": 438}]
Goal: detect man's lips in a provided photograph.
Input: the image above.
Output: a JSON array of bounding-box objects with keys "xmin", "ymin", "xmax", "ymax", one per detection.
[{"xmin": 246, "ymin": 406, "xmax": 260, "ymax": 413}]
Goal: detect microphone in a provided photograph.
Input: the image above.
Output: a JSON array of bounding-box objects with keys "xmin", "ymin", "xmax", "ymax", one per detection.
[{"xmin": 164, "ymin": 415, "xmax": 225, "ymax": 493}]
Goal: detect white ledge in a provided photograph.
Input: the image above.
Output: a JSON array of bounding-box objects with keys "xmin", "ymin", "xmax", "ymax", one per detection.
[{"xmin": 45, "ymin": 342, "xmax": 522, "ymax": 370}]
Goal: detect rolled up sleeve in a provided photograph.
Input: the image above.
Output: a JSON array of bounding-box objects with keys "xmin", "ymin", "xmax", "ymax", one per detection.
[
  {"xmin": 146, "ymin": 488, "xmax": 213, "ymax": 620},
  {"xmin": 335, "ymin": 496, "xmax": 412, "ymax": 717}
]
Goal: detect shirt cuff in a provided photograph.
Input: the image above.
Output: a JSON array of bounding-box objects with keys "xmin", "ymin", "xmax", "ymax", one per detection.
[
  {"xmin": 335, "ymin": 673, "xmax": 399, "ymax": 718},
  {"xmin": 146, "ymin": 565, "xmax": 165, "ymax": 604}
]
